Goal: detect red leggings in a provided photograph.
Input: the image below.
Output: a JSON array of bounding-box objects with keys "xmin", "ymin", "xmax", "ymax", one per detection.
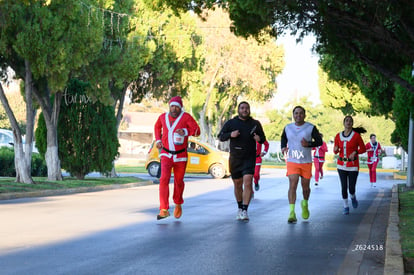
[
  {"xmin": 159, "ymin": 156, "xmax": 187, "ymax": 210},
  {"xmin": 313, "ymin": 158, "xmax": 325, "ymax": 182},
  {"xmin": 368, "ymin": 161, "xmax": 378, "ymax": 183},
  {"xmin": 254, "ymin": 163, "xmax": 262, "ymax": 185}
]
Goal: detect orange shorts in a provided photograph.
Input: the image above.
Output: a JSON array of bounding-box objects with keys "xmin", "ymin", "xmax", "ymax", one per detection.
[{"xmin": 286, "ymin": 162, "xmax": 312, "ymax": 179}]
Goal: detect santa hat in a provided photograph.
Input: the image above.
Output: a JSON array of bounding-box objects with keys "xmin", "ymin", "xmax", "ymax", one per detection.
[{"xmin": 169, "ymin": 96, "xmax": 183, "ymax": 109}]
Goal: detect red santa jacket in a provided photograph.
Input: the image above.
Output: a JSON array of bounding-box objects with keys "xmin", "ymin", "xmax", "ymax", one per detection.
[
  {"xmin": 312, "ymin": 141, "xmax": 328, "ymax": 161},
  {"xmin": 154, "ymin": 111, "xmax": 200, "ymax": 162},
  {"xmin": 366, "ymin": 141, "xmax": 382, "ymax": 164},
  {"xmin": 334, "ymin": 131, "xmax": 366, "ymax": 171}
]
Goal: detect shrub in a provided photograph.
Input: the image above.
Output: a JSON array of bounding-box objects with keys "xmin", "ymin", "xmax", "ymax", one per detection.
[{"xmin": 0, "ymin": 147, "xmax": 47, "ymax": 176}]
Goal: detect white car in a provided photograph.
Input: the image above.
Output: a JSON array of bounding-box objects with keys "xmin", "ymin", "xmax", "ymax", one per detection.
[{"xmin": 0, "ymin": 129, "xmax": 39, "ymax": 153}]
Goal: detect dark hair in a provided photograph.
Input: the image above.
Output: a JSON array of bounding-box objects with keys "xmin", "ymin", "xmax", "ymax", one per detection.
[
  {"xmin": 344, "ymin": 115, "xmax": 367, "ymax": 134},
  {"xmin": 370, "ymin": 134, "xmax": 376, "ymax": 138},
  {"xmin": 292, "ymin": 105, "xmax": 306, "ymax": 115},
  {"xmin": 238, "ymin": 101, "xmax": 250, "ymax": 109}
]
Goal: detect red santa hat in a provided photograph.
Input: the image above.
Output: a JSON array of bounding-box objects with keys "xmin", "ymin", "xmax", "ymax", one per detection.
[{"xmin": 169, "ymin": 96, "xmax": 183, "ymax": 109}]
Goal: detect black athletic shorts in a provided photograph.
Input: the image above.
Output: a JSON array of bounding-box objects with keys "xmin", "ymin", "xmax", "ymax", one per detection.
[{"xmin": 229, "ymin": 155, "xmax": 256, "ymax": 179}]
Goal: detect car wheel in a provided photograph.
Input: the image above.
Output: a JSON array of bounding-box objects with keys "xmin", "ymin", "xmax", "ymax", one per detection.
[
  {"xmin": 147, "ymin": 161, "xmax": 160, "ymax": 177},
  {"xmin": 209, "ymin": 163, "xmax": 225, "ymax": 179}
]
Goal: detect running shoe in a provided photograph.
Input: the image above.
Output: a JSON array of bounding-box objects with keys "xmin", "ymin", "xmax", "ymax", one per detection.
[
  {"xmin": 343, "ymin": 207, "xmax": 350, "ymax": 215},
  {"xmin": 174, "ymin": 204, "xmax": 182, "ymax": 219},
  {"xmin": 301, "ymin": 200, "xmax": 310, "ymax": 220},
  {"xmin": 320, "ymin": 175, "xmax": 323, "ymax": 179},
  {"xmin": 240, "ymin": 210, "xmax": 249, "ymax": 222},
  {"xmin": 288, "ymin": 212, "xmax": 297, "ymax": 223},
  {"xmin": 315, "ymin": 182, "xmax": 318, "ymax": 186},
  {"xmin": 157, "ymin": 209, "xmax": 170, "ymax": 220},
  {"xmin": 255, "ymin": 183, "xmax": 260, "ymax": 191},
  {"xmin": 351, "ymin": 197, "xmax": 358, "ymax": 208},
  {"xmin": 236, "ymin": 208, "xmax": 243, "ymax": 220}
]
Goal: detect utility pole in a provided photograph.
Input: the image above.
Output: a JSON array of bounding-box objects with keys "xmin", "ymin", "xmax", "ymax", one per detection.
[{"xmin": 407, "ymin": 114, "xmax": 413, "ymax": 187}]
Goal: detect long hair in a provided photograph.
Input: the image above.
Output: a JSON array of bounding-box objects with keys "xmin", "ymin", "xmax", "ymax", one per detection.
[{"xmin": 344, "ymin": 115, "xmax": 367, "ymax": 134}]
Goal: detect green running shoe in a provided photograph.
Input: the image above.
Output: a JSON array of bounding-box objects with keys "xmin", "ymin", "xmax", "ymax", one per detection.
[
  {"xmin": 288, "ymin": 212, "xmax": 297, "ymax": 223},
  {"xmin": 301, "ymin": 200, "xmax": 310, "ymax": 220}
]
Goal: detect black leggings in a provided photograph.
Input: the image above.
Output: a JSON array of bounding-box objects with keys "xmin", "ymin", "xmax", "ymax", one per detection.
[{"xmin": 337, "ymin": 169, "xmax": 359, "ymax": 199}]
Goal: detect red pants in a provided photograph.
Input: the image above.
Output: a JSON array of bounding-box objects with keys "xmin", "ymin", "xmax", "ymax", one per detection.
[
  {"xmin": 313, "ymin": 158, "xmax": 325, "ymax": 182},
  {"xmin": 368, "ymin": 161, "xmax": 378, "ymax": 183},
  {"xmin": 254, "ymin": 157, "xmax": 263, "ymax": 185},
  {"xmin": 159, "ymin": 156, "xmax": 187, "ymax": 210}
]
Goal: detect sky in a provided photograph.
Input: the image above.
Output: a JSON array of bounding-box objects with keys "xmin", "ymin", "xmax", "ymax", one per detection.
[{"xmin": 271, "ymin": 34, "xmax": 320, "ymax": 108}]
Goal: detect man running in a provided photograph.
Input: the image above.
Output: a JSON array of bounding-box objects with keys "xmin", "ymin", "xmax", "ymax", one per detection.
[{"xmin": 218, "ymin": 101, "xmax": 266, "ymax": 222}]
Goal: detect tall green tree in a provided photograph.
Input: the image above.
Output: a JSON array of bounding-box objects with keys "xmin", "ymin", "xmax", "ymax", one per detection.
[
  {"xmin": 191, "ymin": 8, "xmax": 284, "ymax": 144},
  {"xmin": 1, "ymin": 0, "xmax": 104, "ymax": 181},
  {"xmin": 156, "ymin": 0, "xmax": 414, "ymax": 150},
  {"xmin": 36, "ymin": 79, "xmax": 119, "ymax": 179}
]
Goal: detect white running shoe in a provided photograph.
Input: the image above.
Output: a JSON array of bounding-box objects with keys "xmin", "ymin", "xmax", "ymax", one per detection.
[
  {"xmin": 240, "ymin": 210, "xmax": 249, "ymax": 222},
  {"xmin": 236, "ymin": 208, "xmax": 243, "ymax": 220}
]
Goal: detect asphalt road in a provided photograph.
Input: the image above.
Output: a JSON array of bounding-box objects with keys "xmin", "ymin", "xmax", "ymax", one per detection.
[{"xmin": 0, "ymin": 169, "xmax": 401, "ymax": 275}]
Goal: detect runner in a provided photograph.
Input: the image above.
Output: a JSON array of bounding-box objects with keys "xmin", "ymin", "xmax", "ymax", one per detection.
[
  {"xmin": 365, "ymin": 134, "xmax": 384, "ymax": 188},
  {"xmin": 218, "ymin": 101, "xmax": 266, "ymax": 222},
  {"xmin": 334, "ymin": 115, "xmax": 366, "ymax": 215},
  {"xmin": 281, "ymin": 106, "xmax": 322, "ymax": 223},
  {"xmin": 153, "ymin": 96, "xmax": 200, "ymax": 220},
  {"xmin": 312, "ymin": 133, "xmax": 328, "ymax": 186}
]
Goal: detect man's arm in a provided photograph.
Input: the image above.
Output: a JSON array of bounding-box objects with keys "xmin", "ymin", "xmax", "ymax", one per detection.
[
  {"xmin": 218, "ymin": 121, "xmax": 232, "ymax": 142},
  {"xmin": 308, "ymin": 127, "xmax": 322, "ymax": 147},
  {"xmin": 281, "ymin": 128, "xmax": 288, "ymax": 153}
]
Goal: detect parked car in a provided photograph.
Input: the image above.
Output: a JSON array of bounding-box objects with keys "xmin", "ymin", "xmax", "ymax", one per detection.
[
  {"xmin": 145, "ymin": 139, "xmax": 230, "ymax": 179},
  {"xmin": 0, "ymin": 128, "xmax": 39, "ymax": 153},
  {"xmin": 0, "ymin": 129, "xmax": 14, "ymax": 148}
]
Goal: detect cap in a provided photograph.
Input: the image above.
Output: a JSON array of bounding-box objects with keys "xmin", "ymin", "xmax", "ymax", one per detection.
[{"xmin": 169, "ymin": 96, "xmax": 183, "ymax": 109}]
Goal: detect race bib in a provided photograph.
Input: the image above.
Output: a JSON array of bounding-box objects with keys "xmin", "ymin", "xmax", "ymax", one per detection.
[{"xmin": 173, "ymin": 132, "xmax": 184, "ymax": 145}]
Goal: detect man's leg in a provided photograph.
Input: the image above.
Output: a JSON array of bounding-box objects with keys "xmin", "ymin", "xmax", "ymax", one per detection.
[
  {"xmin": 233, "ymin": 177, "xmax": 243, "ymax": 219},
  {"xmin": 300, "ymin": 176, "xmax": 311, "ymax": 220},
  {"xmin": 157, "ymin": 157, "xmax": 173, "ymax": 219},
  {"xmin": 172, "ymin": 161, "xmax": 187, "ymax": 218},
  {"xmin": 242, "ymin": 174, "xmax": 254, "ymax": 205},
  {"xmin": 288, "ymin": 174, "xmax": 299, "ymax": 223}
]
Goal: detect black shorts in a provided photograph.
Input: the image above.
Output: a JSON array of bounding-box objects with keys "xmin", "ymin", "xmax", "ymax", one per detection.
[{"xmin": 229, "ymin": 155, "xmax": 256, "ymax": 179}]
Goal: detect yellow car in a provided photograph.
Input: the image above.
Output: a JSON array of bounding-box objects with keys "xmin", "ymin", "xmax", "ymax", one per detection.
[{"xmin": 145, "ymin": 140, "xmax": 230, "ymax": 179}]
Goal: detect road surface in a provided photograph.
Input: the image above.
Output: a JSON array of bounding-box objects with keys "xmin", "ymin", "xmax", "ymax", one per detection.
[{"xmin": 0, "ymin": 169, "xmax": 399, "ymax": 274}]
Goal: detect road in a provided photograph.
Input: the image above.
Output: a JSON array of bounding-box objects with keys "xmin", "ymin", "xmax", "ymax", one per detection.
[{"xmin": 0, "ymin": 169, "xmax": 400, "ymax": 275}]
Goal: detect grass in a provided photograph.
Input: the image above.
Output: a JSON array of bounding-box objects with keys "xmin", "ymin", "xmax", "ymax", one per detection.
[
  {"xmin": 0, "ymin": 164, "xmax": 148, "ymax": 194},
  {"xmin": 398, "ymin": 185, "xmax": 414, "ymax": 273}
]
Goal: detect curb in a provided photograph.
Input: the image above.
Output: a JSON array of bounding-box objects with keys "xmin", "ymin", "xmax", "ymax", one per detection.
[
  {"xmin": 0, "ymin": 181, "xmax": 154, "ymax": 201},
  {"xmin": 384, "ymin": 184, "xmax": 405, "ymax": 275}
]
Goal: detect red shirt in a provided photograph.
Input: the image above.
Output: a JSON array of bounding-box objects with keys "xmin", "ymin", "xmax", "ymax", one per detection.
[
  {"xmin": 366, "ymin": 142, "xmax": 382, "ymax": 164},
  {"xmin": 334, "ymin": 131, "xmax": 366, "ymax": 171}
]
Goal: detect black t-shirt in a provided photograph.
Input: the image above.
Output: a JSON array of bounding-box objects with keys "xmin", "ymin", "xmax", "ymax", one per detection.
[{"xmin": 218, "ymin": 116, "xmax": 266, "ymax": 159}]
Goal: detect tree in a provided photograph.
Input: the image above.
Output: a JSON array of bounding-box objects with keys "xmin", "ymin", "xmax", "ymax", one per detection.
[
  {"xmin": 1, "ymin": 0, "xmax": 104, "ymax": 181},
  {"xmin": 156, "ymin": 0, "xmax": 414, "ymax": 149},
  {"xmin": 318, "ymin": 68, "xmax": 372, "ymax": 115},
  {"xmin": 391, "ymin": 67, "xmax": 414, "ymax": 151},
  {"xmin": 36, "ymin": 79, "xmax": 119, "ymax": 179},
  {"xmin": 190, "ymin": 8, "xmax": 284, "ymax": 145}
]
